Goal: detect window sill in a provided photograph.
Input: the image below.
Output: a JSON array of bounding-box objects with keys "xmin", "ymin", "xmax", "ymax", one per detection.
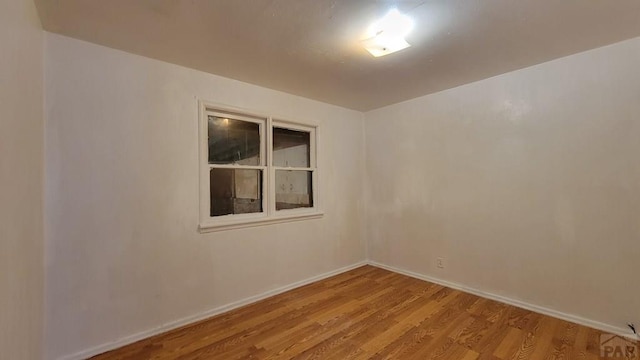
[{"xmin": 199, "ymin": 211, "xmax": 324, "ymax": 233}]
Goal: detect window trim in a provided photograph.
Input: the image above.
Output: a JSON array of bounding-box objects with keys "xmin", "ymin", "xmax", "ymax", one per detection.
[{"xmin": 198, "ymin": 100, "xmax": 323, "ymax": 232}]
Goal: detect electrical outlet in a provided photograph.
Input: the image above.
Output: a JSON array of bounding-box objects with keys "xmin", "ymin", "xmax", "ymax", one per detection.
[{"xmin": 436, "ymin": 257, "xmax": 444, "ymax": 269}]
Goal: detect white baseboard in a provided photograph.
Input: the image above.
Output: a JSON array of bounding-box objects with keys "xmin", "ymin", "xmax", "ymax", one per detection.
[
  {"xmin": 59, "ymin": 261, "xmax": 367, "ymax": 360},
  {"xmin": 367, "ymin": 260, "xmax": 637, "ymax": 340}
]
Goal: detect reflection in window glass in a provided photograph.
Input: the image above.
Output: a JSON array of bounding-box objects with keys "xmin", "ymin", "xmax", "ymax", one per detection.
[
  {"xmin": 208, "ymin": 116, "xmax": 260, "ymax": 165},
  {"xmin": 273, "ymin": 127, "xmax": 310, "ymax": 168},
  {"xmin": 275, "ymin": 170, "xmax": 313, "ymax": 210},
  {"xmin": 210, "ymin": 168, "xmax": 262, "ymax": 216}
]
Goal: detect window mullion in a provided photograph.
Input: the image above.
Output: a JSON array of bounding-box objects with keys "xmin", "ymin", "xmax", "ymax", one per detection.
[{"xmin": 266, "ymin": 116, "xmax": 274, "ymax": 216}]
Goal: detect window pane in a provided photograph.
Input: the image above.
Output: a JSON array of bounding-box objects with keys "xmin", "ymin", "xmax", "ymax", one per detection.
[
  {"xmin": 275, "ymin": 170, "xmax": 313, "ymax": 210},
  {"xmin": 273, "ymin": 127, "xmax": 310, "ymax": 168},
  {"xmin": 210, "ymin": 168, "xmax": 262, "ymax": 216},
  {"xmin": 208, "ymin": 116, "xmax": 260, "ymax": 165}
]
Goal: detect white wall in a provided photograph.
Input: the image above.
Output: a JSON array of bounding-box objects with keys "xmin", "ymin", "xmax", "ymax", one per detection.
[
  {"xmin": 365, "ymin": 37, "xmax": 640, "ymax": 334},
  {"xmin": 0, "ymin": 0, "xmax": 44, "ymax": 358},
  {"xmin": 42, "ymin": 23, "xmax": 640, "ymax": 358},
  {"xmin": 44, "ymin": 33, "xmax": 366, "ymax": 359}
]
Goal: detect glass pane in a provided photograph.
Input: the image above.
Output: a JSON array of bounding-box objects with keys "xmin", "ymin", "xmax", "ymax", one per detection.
[
  {"xmin": 208, "ymin": 115, "xmax": 260, "ymax": 165},
  {"xmin": 275, "ymin": 170, "xmax": 313, "ymax": 210},
  {"xmin": 210, "ymin": 168, "xmax": 263, "ymax": 216},
  {"xmin": 273, "ymin": 127, "xmax": 310, "ymax": 168}
]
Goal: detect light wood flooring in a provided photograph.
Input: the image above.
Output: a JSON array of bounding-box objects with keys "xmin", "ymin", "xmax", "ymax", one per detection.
[{"xmin": 92, "ymin": 265, "xmax": 635, "ymax": 359}]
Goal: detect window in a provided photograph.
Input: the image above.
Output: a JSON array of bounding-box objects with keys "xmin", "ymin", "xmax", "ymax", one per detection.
[
  {"xmin": 273, "ymin": 126, "xmax": 314, "ymax": 210},
  {"xmin": 199, "ymin": 102, "xmax": 321, "ymax": 231},
  {"xmin": 207, "ymin": 113, "xmax": 265, "ymax": 217}
]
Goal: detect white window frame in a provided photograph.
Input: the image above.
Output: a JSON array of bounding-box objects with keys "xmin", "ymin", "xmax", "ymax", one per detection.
[
  {"xmin": 199, "ymin": 101, "xmax": 322, "ymax": 232},
  {"xmin": 270, "ymin": 120, "xmax": 318, "ymax": 215}
]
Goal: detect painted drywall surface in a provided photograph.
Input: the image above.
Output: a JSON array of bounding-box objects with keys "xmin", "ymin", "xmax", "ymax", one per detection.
[
  {"xmin": 365, "ymin": 37, "xmax": 640, "ymax": 331},
  {"xmin": 0, "ymin": 0, "xmax": 44, "ymax": 358},
  {"xmin": 44, "ymin": 33, "xmax": 366, "ymax": 359}
]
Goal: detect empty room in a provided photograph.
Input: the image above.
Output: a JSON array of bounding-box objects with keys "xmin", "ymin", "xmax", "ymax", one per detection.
[{"xmin": 2, "ymin": 0, "xmax": 640, "ymax": 359}]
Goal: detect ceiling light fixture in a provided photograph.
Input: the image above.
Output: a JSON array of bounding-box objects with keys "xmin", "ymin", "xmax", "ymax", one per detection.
[{"xmin": 362, "ymin": 9, "xmax": 414, "ymax": 57}]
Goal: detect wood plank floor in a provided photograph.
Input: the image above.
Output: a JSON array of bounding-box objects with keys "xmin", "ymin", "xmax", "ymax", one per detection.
[{"xmin": 92, "ymin": 265, "xmax": 635, "ymax": 359}]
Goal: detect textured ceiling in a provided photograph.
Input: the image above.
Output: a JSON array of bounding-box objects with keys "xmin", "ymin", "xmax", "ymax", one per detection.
[{"xmin": 35, "ymin": 0, "xmax": 640, "ymax": 111}]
